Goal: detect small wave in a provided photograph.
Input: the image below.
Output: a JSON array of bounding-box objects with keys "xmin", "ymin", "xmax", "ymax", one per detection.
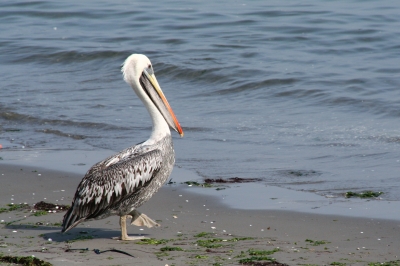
[
  {"xmin": 0, "ymin": 110, "xmax": 126, "ymax": 131},
  {"xmin": 1, "ymin": 1, "xmax": 46, "ymax": 8},
  {"xmin": 202, "ymin": 78, "xmax": 299, "ymax": 97},
  {"xmin": 180, "ymin": 126, "xmax": 211, "ymax": 133},
  {"xmin": 245, "ymin": 10, "xmax": 328, "ymax": 18},
  {"xmin": 156, "ymin": 62, "xmax": 232, "ymax": 85},
  {"xmin": 311, "ymin": 142, "xmax": 361, "ymax": 148},
  {"xmin": 0, "ymin": 9, "xmax": 112, "ymax": 20},
  {"xmin": 37, "ymin": 129, "xmax": 86, "ymax": 140},
  {"xmin": 367, "ymin": 136, "xmax": 400, "ymax": 145},
  {"xmin": 10, "ymin": 50, "xmax": 129, "ymax": 65}
]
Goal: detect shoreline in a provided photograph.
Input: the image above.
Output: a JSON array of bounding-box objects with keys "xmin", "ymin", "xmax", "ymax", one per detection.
[
  {"xmin": 2, "ymin": 147, "xmax": 400, "ymax": 222},
  {"xmin": 0, "ymin": 163, "xmax": 399, "ymax": 265}
]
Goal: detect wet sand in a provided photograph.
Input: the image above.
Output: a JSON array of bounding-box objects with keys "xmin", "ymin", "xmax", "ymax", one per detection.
[{"xmin": 0, "ymin": 164, "xmax": 399, "ymax": 265}]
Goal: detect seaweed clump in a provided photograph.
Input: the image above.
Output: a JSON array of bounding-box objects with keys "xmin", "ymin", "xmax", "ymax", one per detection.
[
  {"xmin": 0, "ymin": 203, "xmax": 29, "ymax": 213},
  {"xmin": 345, "ymin": 191, "xmax": 383, "ymax": 199},
  {"xmin": 0, "ymin": 255, "xmax": 52, "ymax": 266}
]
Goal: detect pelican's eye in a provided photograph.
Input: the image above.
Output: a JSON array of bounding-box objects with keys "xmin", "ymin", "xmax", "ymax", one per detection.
[{"xmin": 146, "ymin": 64, "xmax": 154, "ymax": 75}]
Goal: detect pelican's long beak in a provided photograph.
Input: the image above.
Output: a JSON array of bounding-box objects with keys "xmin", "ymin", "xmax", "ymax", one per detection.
[{"xmin": 141, "ymin": 69, "xmax": 184, "ymax": 137}]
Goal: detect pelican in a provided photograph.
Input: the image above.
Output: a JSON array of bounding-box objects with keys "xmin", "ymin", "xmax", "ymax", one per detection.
[{"xmin": 62, "ymin": 54, "xmax": 183, "ymax": 240}]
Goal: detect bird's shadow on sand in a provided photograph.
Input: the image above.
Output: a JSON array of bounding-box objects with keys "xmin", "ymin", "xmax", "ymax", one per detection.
[{"xmin": 5, "ymin": 224, "xmax": 150, "ymax": 243}]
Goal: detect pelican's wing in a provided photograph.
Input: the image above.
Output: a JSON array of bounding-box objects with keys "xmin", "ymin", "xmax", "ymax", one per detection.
[{"xmin": 62, "ymin": 148, "xmax": 163, "ymax": 232}]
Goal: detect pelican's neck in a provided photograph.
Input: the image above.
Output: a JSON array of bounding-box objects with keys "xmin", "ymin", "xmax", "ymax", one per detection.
[
  {"xmin": 140, "ymin": 93, "xmax": 171, "ymax": 145},
  {"xmin": 149, "ymin": 107, "xmax": 171, "ymax": 144}
]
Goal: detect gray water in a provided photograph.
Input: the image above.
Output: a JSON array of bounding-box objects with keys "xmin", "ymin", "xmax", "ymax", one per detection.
[{"xmin": 1, "ymin": 1, "xmax": 400, "ymax": 204}]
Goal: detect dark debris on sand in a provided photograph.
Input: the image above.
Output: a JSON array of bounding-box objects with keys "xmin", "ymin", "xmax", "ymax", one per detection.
[
  {"xmin": 34, "ymin": 201, "xmax": 69, "ymax": 212},
  {"xmin": 204, "ymin": 177, "xmax": 262, "ymax": 184}
]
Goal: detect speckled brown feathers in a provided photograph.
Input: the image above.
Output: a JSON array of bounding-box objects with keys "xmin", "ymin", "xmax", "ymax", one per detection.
[{"xmin": 62, "ymin": 135, "xmax": 174, "ymax": 232}]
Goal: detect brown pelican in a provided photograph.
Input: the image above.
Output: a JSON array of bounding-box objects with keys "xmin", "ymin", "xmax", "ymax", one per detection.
[{"xmin": 62, "ymin": 54, "xmax": 183, "ymax": 240}]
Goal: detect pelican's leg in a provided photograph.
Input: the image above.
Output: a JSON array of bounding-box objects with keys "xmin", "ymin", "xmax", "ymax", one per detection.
[
  {"xmin": 112, "ymin": 215, "xmax": 146, "ymax": 241},
  {"xmin": 128, "ymin": 210, "xmax": 160, "ymax": 228}
]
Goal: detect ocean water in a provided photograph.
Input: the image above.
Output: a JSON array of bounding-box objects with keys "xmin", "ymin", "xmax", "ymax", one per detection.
[{"xmin": 1, "ymin": 1, "xmax": 400, "ymax": 205}]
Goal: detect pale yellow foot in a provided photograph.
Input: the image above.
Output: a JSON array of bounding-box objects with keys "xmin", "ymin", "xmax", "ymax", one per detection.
[
  {"xmin": 111, "ymin": 215, "xmax": 148, "ymax": 241},
  {"xmin": 111, "ymin": 235, "xmax": 146, "ymax": 241},
  {"xmin": 128, "ymin": 210, "xmax": 160, "ymax": 228}
]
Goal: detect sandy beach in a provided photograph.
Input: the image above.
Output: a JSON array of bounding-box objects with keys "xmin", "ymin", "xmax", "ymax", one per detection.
[{"xmin": 0, "ymin": 163, "xmax": 399, "ymax": 266}]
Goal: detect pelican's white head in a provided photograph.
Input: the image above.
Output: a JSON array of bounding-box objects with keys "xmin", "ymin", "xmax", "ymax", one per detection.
[
  {"xmin": 121, "ymin": 54, "xmax": 183, "ymax": 139},
  {"xmin": 122, "ymin": 54, "xmax": 151, "ymax": 86}
]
